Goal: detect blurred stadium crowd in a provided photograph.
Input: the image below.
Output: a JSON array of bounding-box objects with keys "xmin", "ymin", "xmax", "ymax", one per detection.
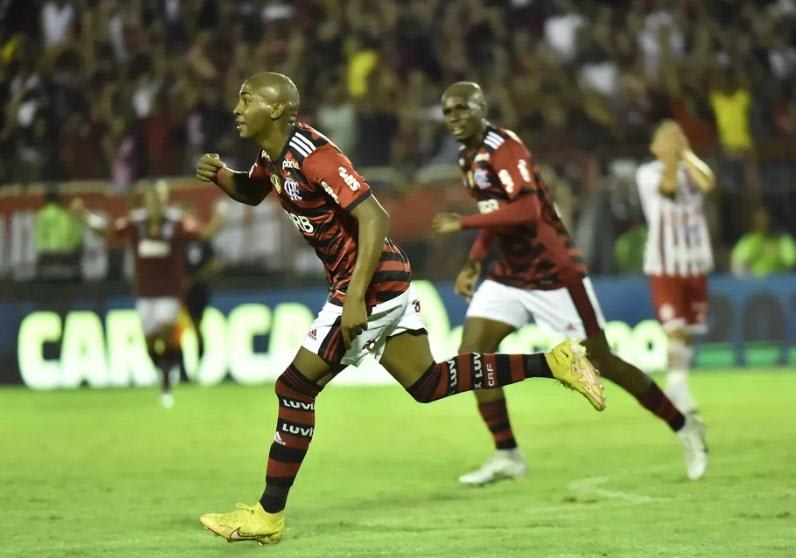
[{"xmin": 1, "ymin": 0, "xmax": 795, "ymax": 276}]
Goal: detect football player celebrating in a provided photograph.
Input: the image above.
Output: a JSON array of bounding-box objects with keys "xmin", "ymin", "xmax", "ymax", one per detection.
[{"xmin": 194, "ymin": 72, "xmax": 605, "ymax": 545}]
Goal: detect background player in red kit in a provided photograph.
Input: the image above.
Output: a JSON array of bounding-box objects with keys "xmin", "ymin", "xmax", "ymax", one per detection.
[
  {"xmin": 432, "ymin": 82, "xmax": 708, "ymax": 484},
  {"xmin": 637, "ymin": 120, "xmax": 716, "ymax": 417},
  {"xmin": 72, "ymin": 184, "xmax": 199, "ymax": 408},
  {"xmin": 194, "ymin": 72, "xmax": 605, "ymax": 546}
]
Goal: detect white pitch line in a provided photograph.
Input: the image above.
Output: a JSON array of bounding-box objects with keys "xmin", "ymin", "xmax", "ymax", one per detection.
[{"xmin": 568, "ymin": 476, "xmax": 668, "ymax": 503}]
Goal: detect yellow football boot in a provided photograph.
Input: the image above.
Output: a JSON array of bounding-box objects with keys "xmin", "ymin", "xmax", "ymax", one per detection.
[
  {"xmin": 200, "ymin": 503, "xmax": 285, "ymax": 545},
  {"xmin": 545, "ymin": 340, "xmax": 606, "ymax": 411}
]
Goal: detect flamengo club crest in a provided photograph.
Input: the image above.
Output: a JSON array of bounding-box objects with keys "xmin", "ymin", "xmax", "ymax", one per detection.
[{"xmin": 284, "ymin": 178, "xmax": 302, "ymax": 201}]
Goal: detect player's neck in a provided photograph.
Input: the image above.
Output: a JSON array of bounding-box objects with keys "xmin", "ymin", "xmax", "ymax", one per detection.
[
  {"xmin": 255, "ymin": 120, "xmax": 296, "ymax": 159},
  {"xmin": 463, "ymin": 124, "xmax": 488, "ymax": 149}
]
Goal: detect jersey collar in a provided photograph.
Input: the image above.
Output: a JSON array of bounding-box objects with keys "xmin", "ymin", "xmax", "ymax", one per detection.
[{"xmin": 273, "ymin": 121, "xmax": 299, "ymax": 163}]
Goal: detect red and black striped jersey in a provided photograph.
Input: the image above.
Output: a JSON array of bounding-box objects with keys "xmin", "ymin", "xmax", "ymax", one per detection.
[
  {"xmin": 114, "ymin": 207, "xmax": 198, "ymax": 298},
  {"xmin": 248, "ymin": 122, "xmax": 411, "ymax": 307},
  {"xmin": 458, "ymin": 125, "xmax": 587, "ymax": 290}
]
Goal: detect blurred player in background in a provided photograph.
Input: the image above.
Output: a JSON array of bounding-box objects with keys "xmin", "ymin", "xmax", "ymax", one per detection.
[
  {"xmin": 636, "ymin": 120, "xmax": 715, "ymax": 417},
  {"xmin": 182, "ymin": 202, "xmax": 226, "ymax": 360},
  {"xmin": 72, "ymin": 183, "xmax": 199, "ymax": 408},
  {"xmin": 432, "ymin": 82, "xmax": 707, "ymax": 485},
  {"xmin": 194, "ymin": 72, "xmax": 605, "ymax": 546}
]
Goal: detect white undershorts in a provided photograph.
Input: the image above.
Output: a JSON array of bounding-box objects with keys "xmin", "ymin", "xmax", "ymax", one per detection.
[
  {"xmin": 136, "ymin": 297, "xmax": 181, "ymax": 336},
  {"xmin": 466, "ymin": 279, "xmax": 606, "ymax": 339},
  {"xmin": 302, "ymin": 286, "xmax": 426, "ymax": 366}
]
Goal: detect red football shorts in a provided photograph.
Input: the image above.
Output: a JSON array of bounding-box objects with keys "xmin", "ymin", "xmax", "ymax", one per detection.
[{"xmin": 648, "ymin": 274, "xmax": 708, "ymax": 334}]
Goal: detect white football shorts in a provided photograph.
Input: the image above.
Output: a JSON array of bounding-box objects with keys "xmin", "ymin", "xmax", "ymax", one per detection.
[
  {"xmin": 302, "ymin": 286, "xmax": 426, "ymax": 366},
  {"xmin": 136, "ymin": 297, "xmax": 181, "ymax": 336},
  {"xmin": 466, "ymin": 278, "xmax": 606, "ymax": 339}
]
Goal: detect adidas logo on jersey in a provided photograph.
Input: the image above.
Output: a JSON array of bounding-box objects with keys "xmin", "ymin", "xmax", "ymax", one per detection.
[{"xmin": 308, "ymin": 328, "xmax": 318, "ymax": 340}]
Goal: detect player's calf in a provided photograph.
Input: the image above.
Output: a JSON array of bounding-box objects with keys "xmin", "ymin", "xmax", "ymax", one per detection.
[{"xmin": 404, "ymin": 341, "xmax": 605, "ymax": 411}]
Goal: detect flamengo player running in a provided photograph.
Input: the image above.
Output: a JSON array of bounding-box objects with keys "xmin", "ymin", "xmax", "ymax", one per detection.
[
  {"xmin": 71, "ymin": 185, "xmax": 199, "ymax": 408},
  {"xmin": 194, "ymin": 72, "xmax": 605, "ymax": 546},
  {"xmin": 432, "ymin": 82, "xmax": 708, "ymax": 484},
  {"xmin": 637, "ymin": 120, "xmax": 715, "ymax": 417}
]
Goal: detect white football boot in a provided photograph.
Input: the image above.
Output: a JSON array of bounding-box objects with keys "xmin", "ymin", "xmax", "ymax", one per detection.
[
  {"xmin": 458, "ymin": 449, "xmax": 528, "ymax": 486},
  {"xmin": 676, "ymin": 413, "xmax": 708, "ymax": 480}
]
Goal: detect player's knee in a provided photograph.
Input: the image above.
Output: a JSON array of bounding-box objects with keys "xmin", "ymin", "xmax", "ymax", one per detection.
[
  {"xmin": 408, "ymin": 389, "xmax": 433, "ymax": 404},
  {"xmin": 404, "ymin": 364, "xmax": 437, "ymax": 404},
  {"xmin": 458, "ymin": 335, "xmax": 493, "ymax": 354},
  {"xmin": 274, "ymin": 366, "xmax": 323, "ymax": 400},
  {"xmin": 667, "ymin": 329, "xmax": 692, "ymax": 345},
  {"xmin": 274, "ymin": 375, "xmax": 286, "ymax": 397}
]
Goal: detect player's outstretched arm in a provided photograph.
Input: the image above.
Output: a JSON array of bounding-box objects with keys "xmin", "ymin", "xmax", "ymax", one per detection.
[
  {"xmin": 69, "ymin": 198, "xmax": 112, "ymax": 239},
  {"xmin": 341, "ymin": 195, "xmax": 391, "ymax": 347},
  {"xmin": 196, "ymin": 153, "xmax": 268, "ymax": 206},
  {"xmin": 458, "ymin": 195, "xmax": 538, "ymax": 229}
]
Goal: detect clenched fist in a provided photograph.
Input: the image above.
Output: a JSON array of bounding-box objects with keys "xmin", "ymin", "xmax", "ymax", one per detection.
[
  {"xmin": 454, "ymin": 261, "xmax": 481, "ymax": 300},
  {"xmin": 196, "ymin": 153, "xmax": 226, "ymax": 182}
]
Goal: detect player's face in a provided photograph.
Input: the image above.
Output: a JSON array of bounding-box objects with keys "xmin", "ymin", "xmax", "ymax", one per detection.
[
  {"xmin": 650, "ymin": 124, "xmax": 681, "ymax": 160},
  {"xmin": 233, "ymin": 83, "xmax": 272, "ymax": 139},
  {"xmin": 442, "ymin": 95, "xmax": 484, "ymax": 142}
]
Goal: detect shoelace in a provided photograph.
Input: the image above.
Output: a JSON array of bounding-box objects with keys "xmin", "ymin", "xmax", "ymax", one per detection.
[{"xmin": 235, "ymin": 503, "xmax": 257, "ymax": 514}]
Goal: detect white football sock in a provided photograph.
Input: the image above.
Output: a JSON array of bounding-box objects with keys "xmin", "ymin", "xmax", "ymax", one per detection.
[{"xmin": 667, "ymin": 338, "xmax": 697, "ymax": 413}]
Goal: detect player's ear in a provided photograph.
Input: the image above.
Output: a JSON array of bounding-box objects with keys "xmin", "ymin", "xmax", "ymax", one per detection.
[{"xmin": 270, "ymin": 103, "xmax": 286, "ymax": 119}]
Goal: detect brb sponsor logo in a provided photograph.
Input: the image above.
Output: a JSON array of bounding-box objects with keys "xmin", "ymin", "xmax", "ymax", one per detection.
[
  {"xmin": 287, "ymin": 211, "xmax": 314, "ymax": 234},
  {"xmin": 284, "ymin": 178, "xmax": 302, "ymax": 201},
  {"xmin": 338, "ymin": 166, "xmax": 361, "ymax": 191}
]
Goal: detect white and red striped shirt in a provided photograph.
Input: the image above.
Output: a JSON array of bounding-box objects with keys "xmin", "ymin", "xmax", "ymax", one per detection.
[{"xmin": 636, "ymin": 160, "xmax": 713, "ymax": 276}]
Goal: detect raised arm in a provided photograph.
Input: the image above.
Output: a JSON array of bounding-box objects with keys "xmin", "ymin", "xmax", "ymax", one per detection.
[
  {"xmin": 69, "ymin": 197, "xmax": 113, "ymax": 239},
  {"xmin": 196, "ymin": 153, "xmax": 269, "ymax": 206},
  {"xmin": 681, "ymin": 149, "xmax": 716, "ymax": 193}
]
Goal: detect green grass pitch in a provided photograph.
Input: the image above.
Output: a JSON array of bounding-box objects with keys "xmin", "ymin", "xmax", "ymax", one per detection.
[{"xmin": 1, "ymin": 370, "xmax": 794, "ymax": 557}]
